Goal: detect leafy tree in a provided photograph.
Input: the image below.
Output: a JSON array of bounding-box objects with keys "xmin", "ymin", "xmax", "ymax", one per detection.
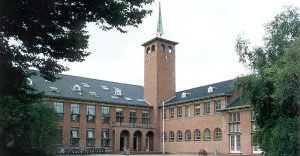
[
  {"xmin": 234, "ymin": 7, "xmax": 300, "ymax": 156},
  {"xmin": 0, "ymin": 0, "xmax": 153, "ymax": 155}
]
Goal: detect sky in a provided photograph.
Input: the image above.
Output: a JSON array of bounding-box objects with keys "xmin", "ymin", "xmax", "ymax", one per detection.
[{"xmin": 62, "ymin": 0, "xmax": 300, "ymax": 91}]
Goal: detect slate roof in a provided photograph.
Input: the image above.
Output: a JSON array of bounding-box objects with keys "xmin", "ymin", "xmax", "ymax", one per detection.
[
  {"xmin": 226, "ymin": 97, "xmax": 241, "ymax": 108},
  {"xmin": 164, "ymin": 80, "xmax": 234, "ymax": 106},
  {"xmin": 30, "ymin": 72, "xmax": 150, "ymax": 107}
]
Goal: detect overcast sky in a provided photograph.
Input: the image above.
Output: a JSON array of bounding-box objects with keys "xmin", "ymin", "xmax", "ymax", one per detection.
[{"xmin": 62, "ymin": 0, "xmax": 299, "ymax": 91}]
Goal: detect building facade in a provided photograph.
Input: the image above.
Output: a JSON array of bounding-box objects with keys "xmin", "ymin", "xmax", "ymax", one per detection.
[
  {"xmin": 30, "ymin": 35, "xmax": 261, "ymax": 155},
  {"xmin": 29, "ymin": 4, "xmax": 261, "ymax": 155}
]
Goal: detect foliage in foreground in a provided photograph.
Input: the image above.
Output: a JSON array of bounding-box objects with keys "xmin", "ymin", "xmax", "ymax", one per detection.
[
  {"xmin": 0, "ymin": 0, "xmax": 153, "ymax": 155},
  {"xmin": 234, "ymin": 6, "xmax": 300, "ymax": 156}
]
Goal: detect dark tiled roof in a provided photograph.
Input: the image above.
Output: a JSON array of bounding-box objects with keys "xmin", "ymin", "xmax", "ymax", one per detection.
[
  {"xmin": 164, "ymin": 80, "xmax": 234, "ymax": 106},
  {"xmin": 30, "ymin": 72, "xmax": 150, "ymax": 107},
  {"xmin": 226, "ymin": 97, "xmax": 241, "ymax": 108},
  {"xmin": 141, "ymin": 37, "xmax": 178, "ymax": 46}
]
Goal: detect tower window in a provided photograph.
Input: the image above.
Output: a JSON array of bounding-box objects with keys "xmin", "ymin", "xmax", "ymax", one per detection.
[
  {"xmin": 146, "ymin": 47, "xmax": 151, "ymax": 54},
  {"xmin": 160, "ymin": 44, "xmax": 166, "ymax": 51},
  {"xmin": 167, "ymin": 46, "xmax": 172, "ymax": 53},
  {"xmin": 151, "ymin": 45, "xmax": 155, "ymax": 51}
]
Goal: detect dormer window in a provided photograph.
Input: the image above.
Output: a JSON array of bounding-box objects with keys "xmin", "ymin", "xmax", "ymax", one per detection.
[
  {"xmin": 113, "ymin": 88, "xmax": 122, "ymax": 96},
  {"xmin": 50, "ymin": 86, "xmax": 59, "ymax": 92},
  {"xmin": 181, "ymin": 92, "xmax": 190, "ymax": 98},
  {"xmin": 81, "ymin": 83, "xmax": 90, "ymax": 88},
  {"xmin": 72, "ymin": 84, "xmax": 81, "ymax": 92},
  {"xmin": 160, "ymin": 44, "xmax": 166, "ymax": 51},
  {"xmin": 208, "ymin": 86, "xmax": 217, "ymax": 93}
]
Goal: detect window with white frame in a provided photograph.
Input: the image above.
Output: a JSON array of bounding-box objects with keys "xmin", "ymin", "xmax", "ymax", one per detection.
[
  {"xmin": 87, "ymin": 105, "xmax": 95, "ymax": 123},
  {"xmin": 86, "ymin": 128, "xmax": 95, "ymax": 147},
  {"xmin": 177, "ymin": 106, "xmax": 182, "ymax": 118},
  {"xmin": 101, "ymin": 106, "xmax": 110, "ymax": 124},
  {"xmin": 251, "ymin": 111, "xmax": 258, "ymax": 132},
  {"xmin": 204, "ymin": 128, "xmax": 211, "ymax": 141},
  {"xmin": 214, "ymin": 100, "xmax": 222, "ymax": 113},
  {"xmin": 185, "ymin": 130, "xmax": 191, "ymax": 141},
  {"xmin": 71, "ymin": 104, "xmax": 80, "ymax": 122},
  {"xmin": 204, "ymin": 102, "xmax": 210, "ymax": 115},
  {"xmin": 194, "ymin": 104, "xmax": 200, "ymax": 116},
  {"xmin": 177, "ymin": 130, "xmax": 182, "ymax": 142},
  {"xmin": 194, "ymin": 129, "xmax": 201, "ymax": 141},
  {"xmin": 229, "ymin": 112, "xmax": 240, "ymax": 133},
  {"xmin": 169, "ymin": 108, "xmax": 174, "ymax": 119},
  {"xmin": 54, "ymin": 102, "xmax": 64, "ymax": 121},
  {"xmin": 142, "ymin": 111, "xmax": 150, "ymax": 124},
  {"xmin": 129, "ymin": 110, "xmax": 137, "ymax": 124},
  {"xmin": 230, "ymin": 134, "xmax": 241, "ymax": 153},
  {"xmin": 169, "ymin": 131, "xmax": 175, "ymax": 142},
  {"xmin": 214, "ymin": 128, "xmax": 222, "ymax": 141},
  {"xmin": 185, "ymin": 105, "xmax": 191, "ymax": 117},
  {"xmin": 70, "ymin": 128, "xmax": 80, "ymax": 147},
  {"xmin": 101, "ymin": 129, "xmax": 110, "ymax": 147},
  {"xmin": 116, "ymin": 108, "xmax": 124, "ymax": 123}
]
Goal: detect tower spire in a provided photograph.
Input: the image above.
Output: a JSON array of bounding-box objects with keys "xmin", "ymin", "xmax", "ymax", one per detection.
[{"xmin": 156, "ymin": 1, "xmax": 163, "ymax": 37}]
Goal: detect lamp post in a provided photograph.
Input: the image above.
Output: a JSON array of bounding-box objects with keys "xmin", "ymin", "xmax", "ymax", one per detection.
[{"xmin": 162, "ymin": 101, "xmax": 165, "ymax": 156}]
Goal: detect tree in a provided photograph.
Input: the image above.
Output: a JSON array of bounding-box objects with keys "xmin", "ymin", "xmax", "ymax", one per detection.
[
  {"xmin": 0, "ymin": 0, "xmax": 153, "ymax": 155},
  {"xmin": 234, "ymin": 7, "xmax": 300, "ymax": 156}
]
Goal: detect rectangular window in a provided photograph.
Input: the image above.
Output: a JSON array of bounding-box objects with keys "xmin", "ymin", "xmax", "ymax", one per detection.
[
  {"xmin": 177, "ymin": 106, "xmax": 182, "ymax": 118},
  {"xmin": 101, "ymin": 106, "xmax": 110, "ymax": 124},
  {"xmin": 86, "ymin": 128, "xmax": 95, "ymax": 147},
  {"xmin": 54, "ymin": 102, "xmax": 64, "ymax": 121},
  {"xmin": 129, "ymin": 110, "xmax": 137, "ymax": 124},
  {"xmin": 116, "ymin": 108, "xmax": 124, "ymax": 123},
  {"xmin": 70, "ymin": 128, "xmax": 80, "ymax": 147},
  {"xmin": 229, "ymin": 112, "xmax": 240, "ymax": 133},
  {"xmin": 71, "ymin": 104, "xmax": 80, "ymax": 122},
  {"xmin": 142, "ymin": 111, "xmax": 150, "ymax": 124},
  {"xmin": 194, "ymin": 104, "xmax": 200, "ymax": 116},
  {"xmin": 204, "ymin": 102, "xmax": 210, "ymax": 115},
  {"xmin": 87, "ymin": 105, "xmax": 95, "ymax": 123},
  {"xmin": 230, "ymin": 135, "xmax": 241, "ymax": 153},
  {"xmin": 185, "ymin": 105, "xmax": 191, "ymax": 117},
  {"xmin": 214, "ymin": 100, "xmax": 221, "ymax": 113},
  {"xmin": 163, "ymin": 109, "xmax": 166, "ymax": 119},
  {"xmin": 101, "ymin": 129, "xmax": 110, "ymax": 147},
  {"xmin": 169, "ymin": 108, "xmax": 174, "ymax": 119},
  {"xmin": 251, "ymin": 112, "xmax": 258, "ymax": 132}
]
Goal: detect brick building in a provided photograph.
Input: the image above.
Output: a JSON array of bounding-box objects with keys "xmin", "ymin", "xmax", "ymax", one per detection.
[{"xmin": 29, "ymin": 3, "xmax": 262, "ymax": 155}]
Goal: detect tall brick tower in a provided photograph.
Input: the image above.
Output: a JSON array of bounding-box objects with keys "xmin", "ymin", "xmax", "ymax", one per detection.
[{"xmin": 142, "ymin": 1, "xmax": 178, "ymax": 151}]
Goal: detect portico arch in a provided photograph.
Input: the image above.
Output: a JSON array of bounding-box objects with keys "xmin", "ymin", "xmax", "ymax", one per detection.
[{"xmin": 120, "ymin": 130, "xmax": 130, "ymax": 151}]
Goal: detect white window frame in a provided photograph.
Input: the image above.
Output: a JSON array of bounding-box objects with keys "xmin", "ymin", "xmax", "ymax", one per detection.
[{"xmin": 230, "ymin": 134, "xmax": 241, "ymax": 153}]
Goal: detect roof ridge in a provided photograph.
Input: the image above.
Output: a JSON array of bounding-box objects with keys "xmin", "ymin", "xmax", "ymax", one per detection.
[
  {"xmin": 31, "ymin": 69, "xmax": 143, "ymax": 88},
  {"xmin": 176, "ymin": 79, "xmax": 234, "ymax": 93}
]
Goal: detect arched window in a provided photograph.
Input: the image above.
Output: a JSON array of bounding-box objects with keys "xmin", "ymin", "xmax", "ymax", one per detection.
[
  {"xmin": 169, "ymin": 131, "xmax": 174, "ymax": 142},
  {"xmin": 204, "ymin": 128, "xmax": 211, "ymax": 141},
  {"xmin": 162, "ymin": 131, "xmax": 167, "ymax": 142},
  {"xmin": 214, "ymin": 128, "xmax": 222, "ymax": 141},
  {"xmin": 177, "ymin": 130, "xmax": 182, "ymax": 142},
  {"xmin": 194, "ymin": 129, "xmax": 201, "ymax": 141},
  {"xmin": 160, "ymin": 44, "xmax": 166, "ymax": 51},
  {"xmin": 167, "ymin": 46, "xmax": 172, "ymax": 53},
  {"xmin": 151, "ymin": 45, "xmax": 155, "ymax": 51},
  {"xmin": 146, "ymin": 47, "xmax": 151, "ymax": 54},
  {"xmin": 185, "ymin": 130, "xmax": 191, "ymax": 141}
]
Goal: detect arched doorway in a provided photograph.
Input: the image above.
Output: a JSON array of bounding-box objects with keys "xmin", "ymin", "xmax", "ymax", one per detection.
[
  {"xmin": 133, "ymin": 131, "xmax": 142, "ymax": 151},
  {"xmin": 146, "ymin": 131, "xmax": 154, "ymax": 151},
  {"xmin": 120, "ymin": 130, "xmax": 130, "ymax": 151}
]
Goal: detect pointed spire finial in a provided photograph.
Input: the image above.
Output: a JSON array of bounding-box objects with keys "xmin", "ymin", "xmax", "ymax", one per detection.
[{"xmin": 156, "ymin": 1, "xmax": 163, "ymax": 37}]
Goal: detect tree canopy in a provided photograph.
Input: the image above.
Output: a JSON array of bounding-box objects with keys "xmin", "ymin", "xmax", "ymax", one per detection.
[
  {"xmin": 0, "ymin": 0, "xmax": 153, "ymax": 155},
  {"xmin": 234, "ymin": 6, "xmax": 300, "ymax": 156}
]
